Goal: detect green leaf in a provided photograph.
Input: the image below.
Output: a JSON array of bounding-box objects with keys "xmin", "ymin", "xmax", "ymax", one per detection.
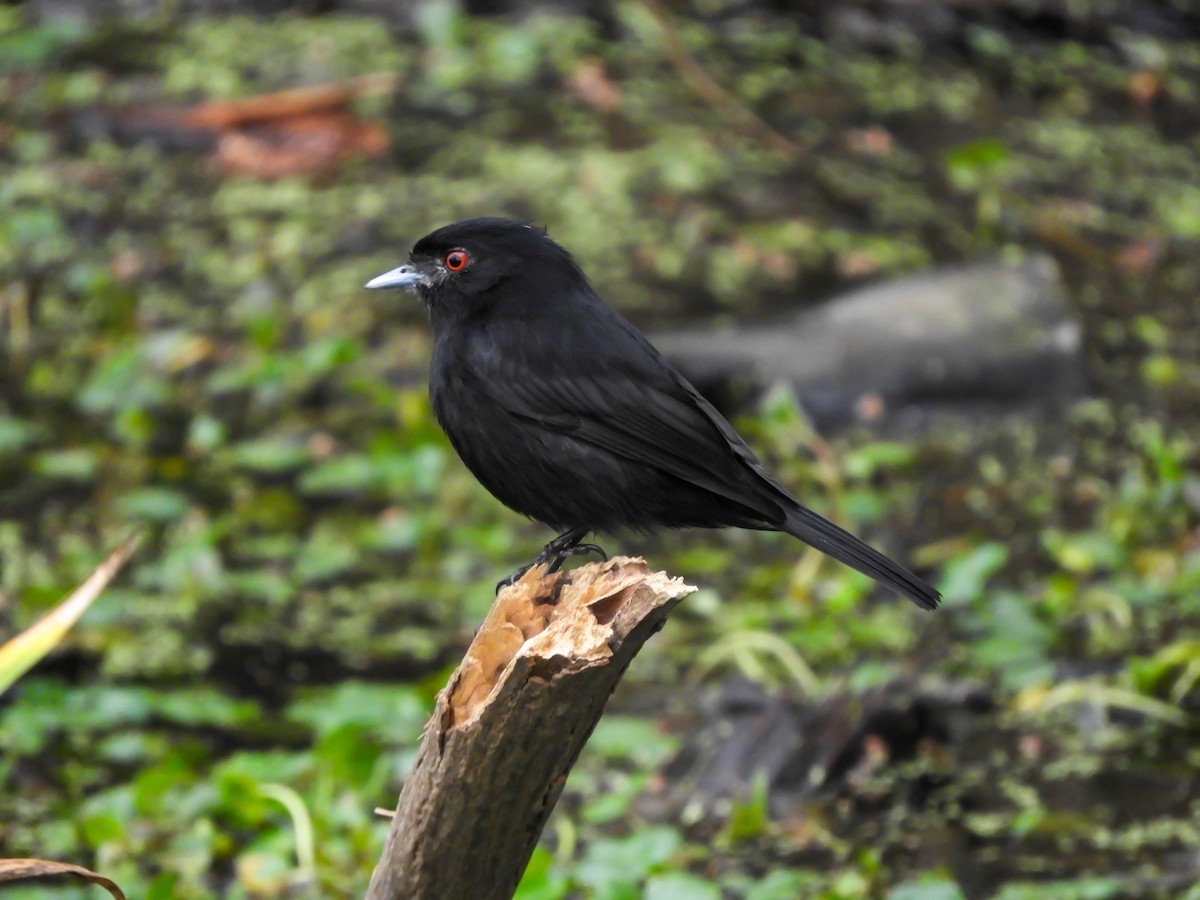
[
  {"xmin": 888, "ymin": 878, "xmax": 968, "ymax": 900},
  {"xmin": 216, "ymin": 750, "xmax": 313, "ymax": 786},
  {"xmin": 514, "ymin": 847, "xmax": 570, "ymax": 900},
  {"xmin": 33, "ymin": 447, "xmax": 101, "ymax": 481},
  {"xmin": 842, "ymin": 441, "xmax": 918, "ymax": 479},
  {"xmin": 187, "ymin": 414, "xmax": 226, "ymax": 451},
  {"xmin": 971, "ymin": 590, "xmax": 1054, "ymax": 688},
  {"xmin": 944, "ymin": 138, "xmax": 1012, "ymax": 189},
  {"xmin": 0, "ymin": 414, "xmax": 38, "ymax": 452},
  {"xmin": 0, "ymin": 538, "xmax": 137, "ymax": 695},
  {"xmin": 740, "ymin": 870, "xmax": 820, "ymax": 900},
  {"xmin": 292, "ymin": 528, "xmax": 358, "ymax": 583},
  {"xmin": 645, "ymin": 872, "xmax": 720, "ymax": 900},
  {"xmin": 78, "ymin": 345, "xmax": 167, "ymax": 413},
  {"xmin": 229, "ymin": 437, "xmax": 311, "ymax": 473},
  {"xmin": 1156, "ymin": 185, "xmax": 1200, "ymax": 239},
  {"xmin": 116, "ymin": 487, "xmax": 191, "ymax": 523},
  {"xmin": 992, "ymin": 876, "xmax": 1123, "ymax": 900},
  {"xmin": 314, "ymin": 723, "xmax": 384, "ymax": 786},
  {"xmin": 588, "ymin": 716, "xmax": 680, "ymax": 767},
  {"xmin": 939, "ymin": 542, "xmax": 1009, "ymax": 606},
  {"xmin": 575, "ymin": 827, "xmax": 683, "ymax": 894},
  {"xmin": 288, "ymin": 681, "xmax": 431, "ymax": 743},
  {"xmin": 298, "ymin": 454, "xmax": 377, "ymax": 494},
  {"xmin": 1041, "ymin": 529, "xmax": 1125, "ymax": 574},
  {"xmin": 153, "ymin": 687, "xmax": 262, "ymax": 728},
  {"xmin": 719, "ymin": 775, "xmax": 770, "ymax": 844}
]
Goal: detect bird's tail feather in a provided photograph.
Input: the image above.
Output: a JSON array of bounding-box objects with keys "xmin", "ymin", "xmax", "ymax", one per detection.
[{"xmin": 783, "ymin": 504, "xmax": 940, "ymax": 611}]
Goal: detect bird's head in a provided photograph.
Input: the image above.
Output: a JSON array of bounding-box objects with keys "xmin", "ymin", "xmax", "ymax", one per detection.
[{"xmin": 365, "ymin": 217, "xmax": 585, "ymax": 325}]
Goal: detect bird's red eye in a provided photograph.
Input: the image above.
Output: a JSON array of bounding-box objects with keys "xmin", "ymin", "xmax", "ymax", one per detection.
[{"xmin": 444, "ymin": 250, "xmax": 469, "ymax": 271}]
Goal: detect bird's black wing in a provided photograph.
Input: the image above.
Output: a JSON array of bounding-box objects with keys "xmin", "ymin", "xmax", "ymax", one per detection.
[
  {"xmin": 474, "ymin": 301, "xmax": 792, "ymax": 523},
  {"xmin": 471, "ymin": 299, "xmax": 940, "ymax": 611}
]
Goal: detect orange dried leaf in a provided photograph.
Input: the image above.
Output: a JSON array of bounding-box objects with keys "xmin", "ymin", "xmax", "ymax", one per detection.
[{"xmin": 181, "ymin": 74, "xmax": 398, "ymax": 129}]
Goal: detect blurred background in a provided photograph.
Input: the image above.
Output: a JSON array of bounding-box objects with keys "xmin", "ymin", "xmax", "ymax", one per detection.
[{"xmin": 2, "ymin": 1, "xmax": 1199, "ymax": 897}]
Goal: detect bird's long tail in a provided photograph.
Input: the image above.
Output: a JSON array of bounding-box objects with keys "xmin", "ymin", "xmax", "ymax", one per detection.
[{"xmin": 783, "ymin": 504, "xmax": 940, "ymax": 611}]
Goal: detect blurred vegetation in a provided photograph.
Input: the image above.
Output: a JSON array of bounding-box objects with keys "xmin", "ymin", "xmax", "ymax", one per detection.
[{"xmin": 1, "ymin": 0, "xmax": 1199, "ymax": 897}]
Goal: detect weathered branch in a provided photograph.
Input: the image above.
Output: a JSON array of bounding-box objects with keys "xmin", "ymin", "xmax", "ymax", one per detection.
[{"xmin": 365, "ymin": 557, "xmax": 695, "ymax": 900}]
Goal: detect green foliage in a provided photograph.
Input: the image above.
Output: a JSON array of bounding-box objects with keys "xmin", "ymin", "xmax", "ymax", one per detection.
[
  {"xmin": 645, "ymin": 872, "xmax": 721, "ymax": 900},
  {"xmin": 889, "ymin": 880, "xmax": 968, "ymax": 900},
  {"xmin": 939, "ymin": 542, "xmax": 1009, "ymax": 607},
  {"xmin": 991, "ymin": 877, "xmax": 1124, "ymax": 900},
  {"xmin": 728, "ymin": 869, "xmax": 822, "ymax": 899},
  {"xmin": 574, "ymin": 826, "xmax": 682, "ymax": 898},
  {"xmin": 718, "ymin": 775, "xmax": 771, "ymax": 845},
  {"xmin": 0, "ymin": 7, "xmax": 87, "ymax": 72},
  {"xmin": 514, "ymin": 847, "xmax": 571, "ymax": 900},
  {"xmin": 3, "ymin": 675, "xmax": 429, "ymax": 896},
  {"xmin": 587, "ymin": 715, "xmax": 681, "ymax": 768},
  {"xmin": 1, "ymin": 0, "xmax": 1199, "ymax": 896}
]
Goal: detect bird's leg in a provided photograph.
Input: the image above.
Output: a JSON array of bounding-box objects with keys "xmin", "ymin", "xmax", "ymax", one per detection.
[
  {"xmin": 538, "ymin": 527, "xmax": 607, "ymax": 573},
  {"xmin": 495, "ymin": 527, "xmax": 608, "ymax": 593}
]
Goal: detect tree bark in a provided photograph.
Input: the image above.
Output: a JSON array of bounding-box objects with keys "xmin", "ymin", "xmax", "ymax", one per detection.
[{"xmin": 365, "ymin": 556, "xmax": 694, "ymax": 900}]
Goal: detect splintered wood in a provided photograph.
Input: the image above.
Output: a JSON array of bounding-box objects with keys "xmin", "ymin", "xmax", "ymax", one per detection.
[
  {"xmin": 445, "ymin": 557, "xmax": 692, "ymax": 728},
  {"xmin": 366, "ymin": 557, "xmax": 695, "ymax": 900}
]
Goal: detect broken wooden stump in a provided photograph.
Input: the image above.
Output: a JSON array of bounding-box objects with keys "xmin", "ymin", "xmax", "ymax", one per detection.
[{"xmin": 365, "ymin": 556, "xmax": 695, "ymax": 900}]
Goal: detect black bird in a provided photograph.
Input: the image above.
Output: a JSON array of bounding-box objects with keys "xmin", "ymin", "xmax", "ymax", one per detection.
[{"xmin": 366, "ymin": 218, "xmax": 939, "ymax": 610}]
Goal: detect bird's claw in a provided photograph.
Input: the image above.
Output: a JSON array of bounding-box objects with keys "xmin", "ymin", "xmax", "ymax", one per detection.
[
  {"xmin": 495, "ymin": 564, "xmax": 531, "ymax": 594},
  {"xmin": 544, "ymin": 542, "xmax": 607, "ymax": 574},
  {"xmin": 495, "ymin": 537, "xmax": 608, "ymax": 593}
]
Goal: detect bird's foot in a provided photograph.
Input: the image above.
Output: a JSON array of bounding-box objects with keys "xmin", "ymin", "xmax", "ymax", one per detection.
[
  {"xmin": 495, "ymin": 529, "xmax": 608, "ymax": 594},
  {"xmin": 544, "ymin": 542, "xmax": 607, "ymax": 574}
]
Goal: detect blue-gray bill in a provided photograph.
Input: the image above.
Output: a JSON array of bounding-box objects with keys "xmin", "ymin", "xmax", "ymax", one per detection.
[{"xmin": 364, "ymin": 264, "xmax": 424, "ymax": 290}]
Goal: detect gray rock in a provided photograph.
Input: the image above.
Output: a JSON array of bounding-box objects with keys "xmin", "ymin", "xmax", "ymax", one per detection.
[{"xmin": 654, "ymin": 254, "xmax": 1084, "ymax": 426}]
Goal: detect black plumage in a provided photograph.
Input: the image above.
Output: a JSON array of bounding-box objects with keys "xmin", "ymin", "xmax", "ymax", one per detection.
[{"xmin": 365, "ymin": 218, "xmax": 939, "ymax": 610}]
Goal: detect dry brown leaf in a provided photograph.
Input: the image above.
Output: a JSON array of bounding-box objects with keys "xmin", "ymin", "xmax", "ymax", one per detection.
[
  {"xmin": 844, "ymin": 126, "xmax": 894, "ymax": 156},
  {"xmin": 0, "ymin": 858, "xmax": 126, "ymax": 899},
  {"xmin": 854, "ymin": 391, "xmax": 886, "ymax": 423},
  {"xmin": 1128, "ymin": 70, "xmax": 1162, "ymax": 108},
  {"xmin": 214, "ymin": 113, "xmax": 388, "ymax": 178},
  {"xmin": 568, "ymin": 59, "xmax": 622, "ymax": 111},
  {"xmin": 1114, "ymin": 237, "xmax": 1164, "ymax": 274},
  {"xmin": 835, "ymin": 249, "xmax": 881, "ymax": 279},
  {"xmin": 116, "ymin": 75, "xmax": 395, "ymax": 178}
]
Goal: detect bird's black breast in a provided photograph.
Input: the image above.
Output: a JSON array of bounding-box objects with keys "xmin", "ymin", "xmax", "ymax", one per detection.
[{"xmin": 427, "ymin": 322, "xmax": 635, "ymax": 530}]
